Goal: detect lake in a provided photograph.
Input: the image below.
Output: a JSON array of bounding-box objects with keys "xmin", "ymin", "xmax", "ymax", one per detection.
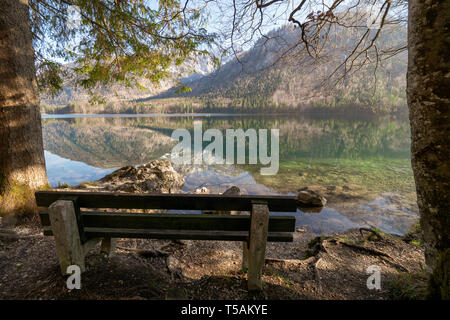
[{"xmin": 41, "ymin": 113, "xmax": 418, "ymax": 235}]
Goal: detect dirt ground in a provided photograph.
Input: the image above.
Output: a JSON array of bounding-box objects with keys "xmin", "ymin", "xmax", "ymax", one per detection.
[{"xmin": 0, "ymin": 221, "xmax": 427, "ymax": 300}]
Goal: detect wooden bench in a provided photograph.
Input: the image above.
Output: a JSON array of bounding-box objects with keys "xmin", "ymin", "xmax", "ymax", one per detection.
[{"xmin": 36, "ymin": 191, "xmax": 297, "ymax": 291}]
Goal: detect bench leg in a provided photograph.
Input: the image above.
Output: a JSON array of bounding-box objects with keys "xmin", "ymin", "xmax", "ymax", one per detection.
[
  {"xmin": 48, "ymin": 200, "xmax": 100, "ymax": 275},
  {"xmin": 242, "ymin": 241, "xmax": 249, "ymax": 270},
  {"xmin": 247, "ymin": 203, "xmax": 269, "ymax": 291},
  {"xmin": 100, "ymin": 238, "xmax": 117, "ymax": 257}
]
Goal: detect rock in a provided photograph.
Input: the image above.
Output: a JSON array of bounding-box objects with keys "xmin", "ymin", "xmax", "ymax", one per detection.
[
  {"xmin": 220, "ymin": 186, "xmax": 241, "ymax": 215},
  {"xmin": 299, "ymin": 206, "xmax": 324, "ymax": 213},
  {"xmin": 97, "ymin": 160, "xmax": 184, "ymax": 194},
  {"xmin": 167, "ymin": 256, "xmax": 183, "ymax": 275},
  {"xmin": 100, "ymin": 166, "xmax": 137, "ymax": 182},
  {"xmin": 209, "ymin": 186, "xmax": 242, "ymax": 215},
  {"xmin": 297, "ymin": 189, "xmax": 327, "ymax": 207},
  {"xmin": 196, "ymin": 187, "xmax": 212, "ymax": 214},
  {"xmin": 296, "ymin": 185, "xmax": 371, "ymax": 205},
  {"xmin": 222, "ymin": 186, "xmax": 240, "ymax": 195},
  {"xmin": 195, "ymin": 187, "xmax": 209, "ymax": 194}
]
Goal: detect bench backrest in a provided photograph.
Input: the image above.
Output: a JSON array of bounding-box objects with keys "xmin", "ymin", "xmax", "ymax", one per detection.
[
  {"xmin": 35, "ymin": 191, "xmax": 298, "ymax": 212},
  {"xmin": 36, "ymin": 191, "xmax": 297, "ymax": 243}
]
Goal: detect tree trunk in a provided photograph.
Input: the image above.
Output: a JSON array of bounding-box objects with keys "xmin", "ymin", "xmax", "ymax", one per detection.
[
  {"xmin": 0, "ymin": 0, "xmax": 48, "ymax": 218},
  {"xmin": 407, "ymin": 0, "xmax": 450, "ymax": 299}
]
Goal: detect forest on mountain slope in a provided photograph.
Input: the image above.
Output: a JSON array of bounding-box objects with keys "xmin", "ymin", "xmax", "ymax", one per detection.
[{"xmin": 163, "ymin": 24, "xmax": 407, "ymax": 113}]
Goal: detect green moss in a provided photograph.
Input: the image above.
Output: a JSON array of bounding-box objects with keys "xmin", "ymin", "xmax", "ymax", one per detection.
[
  {"xmin": 0, "ymin": 180, "xmax": 37, "ymax": 219},
  {"xmin": 0, "ymin": 172, "xmax": 9, "ymax": 195},
  {"xmin": 338, "ymin": 236, "xmax": 355, "ymax": 244},
  {"xmin": 370, "ymin": 227, "xmax": 392, "ymax": 239},
  {"xmin": 37, "ymin": 183, "xmax": 52, "ymax": 191}
]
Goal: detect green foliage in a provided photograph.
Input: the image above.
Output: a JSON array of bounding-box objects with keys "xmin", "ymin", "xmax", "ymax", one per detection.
[
  {"xmin": 174, "ymin": 85, "xmax": 192, "ymax": 95},
  {"xmin": 31, "ymin": 0, "xmax": 216, "ymax": 97},
  {"xmin": 36, "ymin": 61, "xmax": 65, "ymax": 96}
]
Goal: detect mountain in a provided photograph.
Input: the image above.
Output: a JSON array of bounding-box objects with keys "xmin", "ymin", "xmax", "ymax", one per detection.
[{"xmin": 152, "ymin": 23, "xmax": 407, "ymax": 113}]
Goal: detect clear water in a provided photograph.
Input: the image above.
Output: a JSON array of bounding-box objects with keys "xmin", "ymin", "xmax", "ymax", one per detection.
[{"xmin": 41, "ymin": 113, "xmax": 418, "ymax": 235}]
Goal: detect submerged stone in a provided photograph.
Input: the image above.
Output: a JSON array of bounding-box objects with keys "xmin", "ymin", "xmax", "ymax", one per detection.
[{"xmin": 297, "ymin": 189, "xmax": 327, "ymax": 207}]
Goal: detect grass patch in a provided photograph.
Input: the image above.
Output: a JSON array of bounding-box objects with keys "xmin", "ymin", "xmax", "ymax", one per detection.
[
  {"xmin": 338, "ymin": 236, "xmax": 355, "ymax": 244},
  {"xmin": 388, "ymin": 270, "xmax": 428, "ymax": 300}
]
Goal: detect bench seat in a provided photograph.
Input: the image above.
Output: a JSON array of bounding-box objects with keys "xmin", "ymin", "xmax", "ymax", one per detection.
[{"xmin": 39, "ymin": 211, "xmax": 295, "ymax": 242}]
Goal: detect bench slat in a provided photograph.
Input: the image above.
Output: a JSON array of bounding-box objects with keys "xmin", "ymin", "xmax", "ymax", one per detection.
[
  {"xmin": 43, "ymin": 227, "xmax": 293, "ymax": 242},
  {"xmin": 39, "ymin": 211, "xmax": 295, "ymax": 232},
  {"xmin": 35, "ymin": 191, "xmax": 298, "ymax": 212}
]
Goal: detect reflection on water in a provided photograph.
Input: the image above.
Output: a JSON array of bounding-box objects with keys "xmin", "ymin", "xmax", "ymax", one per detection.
[
  {"xmin": 44, "ymin": 150, "xmax": 116, "ymax": 186},
  {"xmin": 42, "ymin": 113, "xmax": 418, "ymax": 235}
]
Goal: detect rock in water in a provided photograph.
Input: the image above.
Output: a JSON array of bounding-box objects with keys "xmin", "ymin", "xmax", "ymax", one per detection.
[
  {"xmin": 195, "ymin": 187, "xmax": 209, "ymax": 194},
  {"xmin": 297, "ymin": 189, "xmax": 327, "ymax": 207},
  {"xmin": 98, "ymin": 160, "xmax": 184, "ymax": 193},
  {"xmin": 218, "ymin": 186, "xmax": 241, "ymax": 215},
  {"xmin": 200, "ymin": 186, "xmax": 242, "ymax": 215},
  {"xmin": 222, "ymin": 186, "xmax": 240, "ymax": 196}
]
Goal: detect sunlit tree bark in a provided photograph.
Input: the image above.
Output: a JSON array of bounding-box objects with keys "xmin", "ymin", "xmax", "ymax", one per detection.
[{"xmin": 0, "ymin": 0, "xmax": 48, "ymax": 218}]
